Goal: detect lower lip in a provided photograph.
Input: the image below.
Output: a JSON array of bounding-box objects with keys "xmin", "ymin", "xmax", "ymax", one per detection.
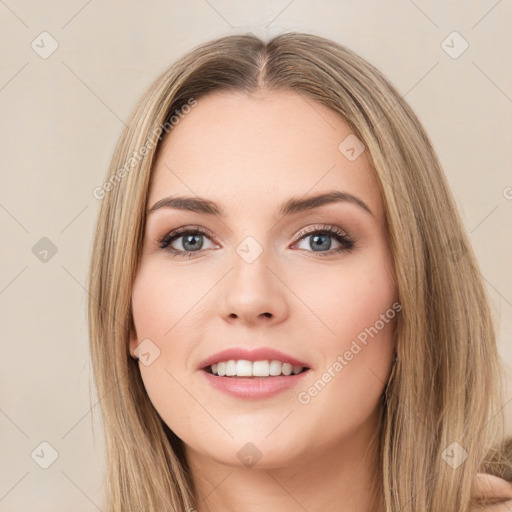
[{"xmin": 200, "ymin": 368, "xmax": 311, "ymax": 399}]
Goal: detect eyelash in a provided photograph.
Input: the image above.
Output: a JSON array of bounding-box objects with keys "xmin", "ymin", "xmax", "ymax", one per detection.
[{"xmin": 157, "ymin": 224, "xmax": 356, "ymax": 259}]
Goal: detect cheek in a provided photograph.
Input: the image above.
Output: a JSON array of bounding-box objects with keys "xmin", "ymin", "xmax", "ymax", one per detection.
[
  {"xmin": 295, "ymin": 294, "xmax": 396, "ymax": 444},
  {"xmin": 296, "ymin": 246, "xmax": 396, "ymax": 347},
  {"xmin": 130, "ymin": 262, "xmax": 205, "ymax": 441},
  {"xmin": 131, "ymin": 258, "xmax": 208, "ymax": 342}
]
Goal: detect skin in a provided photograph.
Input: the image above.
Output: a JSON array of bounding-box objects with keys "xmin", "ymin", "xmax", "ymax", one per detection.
[
  {"xmin": 472, "ymin": 474, "xmax": 512, "ymax": 511},
  {"xmin": 129, "ymin": 89, "xmax": 399, "ymax": 512}
]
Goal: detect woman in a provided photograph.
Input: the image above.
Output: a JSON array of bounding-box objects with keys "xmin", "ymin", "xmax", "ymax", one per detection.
[{"xmin": 88, "ymin": 32, "xmax": 512, "ymax": 511}]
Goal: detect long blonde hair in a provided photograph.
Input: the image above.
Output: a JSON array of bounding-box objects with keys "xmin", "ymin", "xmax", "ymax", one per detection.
[{"xmin": 88, "ymin": 32, "xmax": 509, "ymax": 511}]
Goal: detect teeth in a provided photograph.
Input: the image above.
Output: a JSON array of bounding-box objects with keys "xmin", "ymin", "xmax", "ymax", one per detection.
[
  {"xmin": 226, "ymin": 360, "xmax": 237, "ymax": 376},
  {"xmin": 253, "ymin": 360, "xmax": 270, "ymax": 376},
  {"xmin": 269, "ymin": 360, "xmax": 282, "ymax": 376},
  {"xmin": 236, "ymin": 359, "xmax": 252, "ymax": 376},
  {"xmin": 208, "ymin": 359, "xmax": 305, "ymax": 377}
]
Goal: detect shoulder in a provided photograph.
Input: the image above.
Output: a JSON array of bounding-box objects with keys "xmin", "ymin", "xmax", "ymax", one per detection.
[{"xmin": 471, "ymin": 473, "xmax": 512, "ymax": 511}]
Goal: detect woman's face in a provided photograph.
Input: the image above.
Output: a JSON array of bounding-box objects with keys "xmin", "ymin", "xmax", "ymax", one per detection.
[{"xmin": 129, "ymin": 89, "xmax": 398, "ymax": 469}]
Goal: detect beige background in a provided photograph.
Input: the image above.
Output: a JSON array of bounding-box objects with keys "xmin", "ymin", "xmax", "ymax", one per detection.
[{"xmin": 1, "ymin": 1, "xmax": 511, "ymax": 510}]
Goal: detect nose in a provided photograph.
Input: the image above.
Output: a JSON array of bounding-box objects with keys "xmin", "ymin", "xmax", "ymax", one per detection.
[{"xmin": 220, "ymin": 250, "xmax": 288, "ymax": 327}]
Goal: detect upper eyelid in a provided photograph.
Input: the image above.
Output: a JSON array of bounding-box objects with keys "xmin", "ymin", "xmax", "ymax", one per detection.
[{"xmin": 294, "ymin": 224, "xmax": 350, "ymax": 239}]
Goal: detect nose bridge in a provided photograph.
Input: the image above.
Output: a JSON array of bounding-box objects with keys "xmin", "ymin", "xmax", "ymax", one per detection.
[{"xmin": 220, "ymin": 233, "xmax": 288, "ymax": 324}]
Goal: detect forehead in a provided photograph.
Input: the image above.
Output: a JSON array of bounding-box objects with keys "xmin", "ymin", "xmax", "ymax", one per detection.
[{"xmin": 148, "ymin": 89, "xmax": 383, "ymax": 221}]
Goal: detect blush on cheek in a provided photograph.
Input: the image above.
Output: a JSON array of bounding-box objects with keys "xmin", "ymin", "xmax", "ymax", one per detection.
[{"xmin": 318, "ymin": 283, "xmax": 396, "ymax": 344}]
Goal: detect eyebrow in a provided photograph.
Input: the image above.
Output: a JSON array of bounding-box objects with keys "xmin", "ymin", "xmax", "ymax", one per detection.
[{"xmin": 147, "ymin": 190, "xmax": 374, "ymax": 218}]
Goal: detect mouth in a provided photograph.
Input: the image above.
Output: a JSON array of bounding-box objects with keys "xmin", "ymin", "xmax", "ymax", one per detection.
[
  {"xmin": 202, "ymin": 360, "xmax": 311, "ymax": 378},
  {"xmin": 199, "ymin": 359, "xmax": 312, "ymax": 399}
]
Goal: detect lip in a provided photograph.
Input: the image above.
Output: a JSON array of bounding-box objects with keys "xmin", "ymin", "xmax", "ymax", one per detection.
[
  {"xmin": 200, "ymin": 367, "xmax": 312, "ymax": 399},
  {"xmin": 197, "ymin": 347, "xmax": 311, "ymax": 370}
]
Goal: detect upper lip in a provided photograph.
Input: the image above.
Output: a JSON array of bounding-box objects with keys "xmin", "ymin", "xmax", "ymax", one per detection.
[{"xmin": 198, "ymin": 347, "xmax": 311, "ymax": 370}]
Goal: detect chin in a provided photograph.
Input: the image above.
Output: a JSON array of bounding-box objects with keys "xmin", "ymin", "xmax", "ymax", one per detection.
[{"xmin": 188, "ymin": 435, "xmax": 305, "ymax": 470}]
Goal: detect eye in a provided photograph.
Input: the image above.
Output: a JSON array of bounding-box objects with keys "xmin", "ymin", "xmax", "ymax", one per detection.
[
  {"xmin": 158, "ymin": 226, "xmax": 217, "ymax": 259},
  {"xmin": 292, "ymin": 225, "xmax": 355, "ymax": 257}
]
